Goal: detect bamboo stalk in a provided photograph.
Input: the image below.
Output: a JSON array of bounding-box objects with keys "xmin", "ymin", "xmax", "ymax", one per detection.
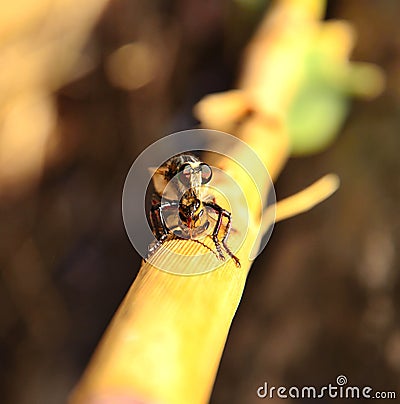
[{"xmin": 70, "ymin": 1, "xmax": 345, "ymax": 403}]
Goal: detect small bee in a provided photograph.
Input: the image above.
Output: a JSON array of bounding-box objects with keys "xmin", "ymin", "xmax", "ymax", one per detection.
[{"xmin": 148, "ymin": 153, "xmax": 240, "ymax": 267}]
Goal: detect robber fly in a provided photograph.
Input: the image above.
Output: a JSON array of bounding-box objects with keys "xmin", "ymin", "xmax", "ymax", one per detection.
[{"xmin": 147, "ymin": 153, "xmax": 240, "ymax": 267}]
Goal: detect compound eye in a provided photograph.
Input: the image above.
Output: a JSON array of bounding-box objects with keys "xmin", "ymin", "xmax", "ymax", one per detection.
[
  {"xmin": 200, "ymin": 163, "xmax": 212, "ymax": 184},
  {"xmin": 179, "ymin": 164, "xmax": 192, "ymax": 185}
]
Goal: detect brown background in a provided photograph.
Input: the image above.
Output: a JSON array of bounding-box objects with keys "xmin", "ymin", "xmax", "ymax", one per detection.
[{"xmin": 0, "ymin": 1, "xmax": 399, "ymax": 403}]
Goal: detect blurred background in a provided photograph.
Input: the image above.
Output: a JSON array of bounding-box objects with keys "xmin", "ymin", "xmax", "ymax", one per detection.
[{"xmin": 0, "ymin": 0, "xmax": 399, "ymax": 403}]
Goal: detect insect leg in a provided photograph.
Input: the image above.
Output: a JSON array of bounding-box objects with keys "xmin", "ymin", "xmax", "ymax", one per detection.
[
  {"xmin": 149, "ymin": 203, "xmax": 168, "ymax": 239},
  {"xmin": 147, "ymin": 233, "xmax": 172, "ymax": 257},
  {"xmin": 220, "ymin": 210, "xmax": 241, "ymax": 267},
  {"xmin": 204, "ymin": 202, "xmax": 241, "ymax": 267},
  {"xmin": 203, "ymin": 202, "xmax": 226, "ymax": 261},
  {"xmin": 147, "ymin": 201, "xmax": 176, "ymax": 260},
  {"xmin": 191, "ymin": 239, "xmax": 220, "ymax": 259}
]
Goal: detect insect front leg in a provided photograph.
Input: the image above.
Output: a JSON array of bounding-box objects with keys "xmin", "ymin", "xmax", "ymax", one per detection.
[
  {"xmin": 204, "ymin": 202, "xmax": 240, "ymax": 267},
  {"xmin": 220, "ymin": 209, "xmax": 241, "ymax": 267},
  {"xmin": 149, "ymin": 203, "xmax": 168, "ymax": 239},
  {"xmin": 204, "ymin": 202, "xmax": 225, "ymax": 261},
  {"xmin": 147, "ymin": 201, "xmax": 177, "ymax": 260}
]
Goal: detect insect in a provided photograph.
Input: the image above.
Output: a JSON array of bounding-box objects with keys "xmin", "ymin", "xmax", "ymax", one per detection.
[{"xmin": 147, "ymin": 152, "xmax": 240, "ymax": 267}]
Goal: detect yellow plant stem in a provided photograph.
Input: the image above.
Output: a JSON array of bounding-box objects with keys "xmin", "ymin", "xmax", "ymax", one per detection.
[
  {"xmin": 274, "ymin": 174, "xmax": 340, "ymax": 223},
  {"xmin": 70, "ymin": 102, "xmax": 287, "ymax": 404},
  {"xmin": 70, "ymin": 1, "xmax": 338, "ymax": 403}
]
